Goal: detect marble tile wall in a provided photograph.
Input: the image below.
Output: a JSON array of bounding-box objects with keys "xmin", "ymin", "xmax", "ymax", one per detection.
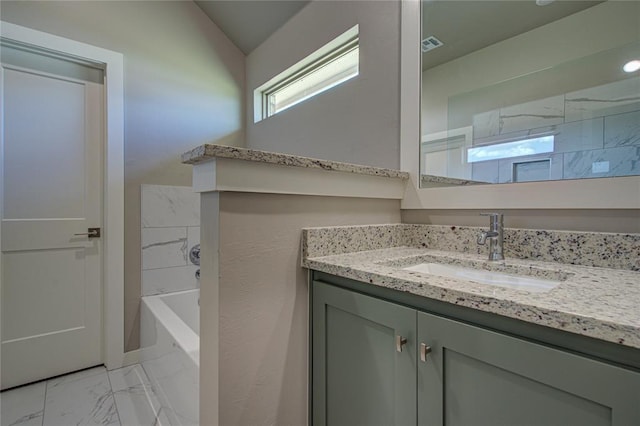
[
  {"xmin": 553, "ymin": 118, "xmax": 604, "ymax": 153},
  {"xmin": 472, "ymin": 110, "xmax": 500, "ymax": 139},
  {"xmin": 472, "ymin": 77, "xmax": 639, "ymax": 137},
  {"xmin": 469, "ymin": 77, "xmax": 640, "ymax": 183},
  {"xmin": 141, "ymin": 185, "xmax": 200, "ymax": 297},
  {"xmin": 498, "ymin": 95, "xmax": 565, "ymax": 135},
  {"xmin": 604, "ymin": 110, "xmax": 640, "ymax": 148},
  {"xmin": 563, "ymin": 145, "xmax": 640, "ymax": 180},
  {"xmin": 565, "ymin": 77, "xmax": 640, "ymax": 122}
]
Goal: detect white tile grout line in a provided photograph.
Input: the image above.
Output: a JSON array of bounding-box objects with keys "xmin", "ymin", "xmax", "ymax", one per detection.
[
  {"xmin": 134, "ymin": 366, "xmax": 165, "ymax": 425},
  {"xmin": 41, "ymin": 378, "xmax": 47, "ymax": 426},
  {"xmin": 140, "ymin": 363, "xmax": 172, "ymax": 426},
  {"xmin": 105, "ymin": 366, "xmax": 123, "ymax": 426}
]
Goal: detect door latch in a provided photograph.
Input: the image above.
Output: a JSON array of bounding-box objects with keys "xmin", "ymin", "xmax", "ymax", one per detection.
[{"xmin": 74, "ymin": 227, "xmax": 101, "ymax": 238}]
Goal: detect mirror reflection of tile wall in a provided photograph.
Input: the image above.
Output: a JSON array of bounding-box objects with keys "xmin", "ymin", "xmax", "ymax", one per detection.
[
  {"xmin": 465, "ymin": 77, "xmax": 640, "ymax": 184},
  {"xmin": 420, "ymin": 1, "xmax": 639, "ymax": 186}
]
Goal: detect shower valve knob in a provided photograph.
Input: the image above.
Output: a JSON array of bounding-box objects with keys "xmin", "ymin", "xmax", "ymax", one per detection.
[{"xmin": 189, "ymin": 244, "xmax": 201, "ymax": 266}]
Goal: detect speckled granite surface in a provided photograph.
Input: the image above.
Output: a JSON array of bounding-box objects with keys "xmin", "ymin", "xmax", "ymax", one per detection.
[
  {"xmin": 420, "ymin": 174, "xmax": 484, "ymax": 187},
  {"xmin": 182, "ymin": 144, "xmax": 410, "ymax": 179},
  {"xmin": 302, "ymin": 224, "xmax": 640, "ymax": 349},
  {"xmin": 302, "ymin": 224, "xmax": 407, "ymax": 259},
  {"xmin": 303, "ymin": 224, "xmax": 640, "ymax": 270}
]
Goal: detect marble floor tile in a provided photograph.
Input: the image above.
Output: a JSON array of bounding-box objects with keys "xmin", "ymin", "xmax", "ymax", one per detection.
[
  {"xmin": 142, "ymin": 354, "xmax": 198, "ymax": 426},
  {"xmin": 162, "ymin": 406, "xmax": 198, "ymax": 426},
  {"xmin": 46, "ymin": 366, "xmax": 106, "ymax": 389},
  {"xmin": 1, "ymin": 365, "xmax": 172, "ymax": 426},
  {"xmin": 1, "ymin": 381, "xmax": 46, "ymax": 426},
  {"xmin": 109, "ymin": 365, "xmax": 170, "ymax": 426},
  {"xmin": 43, "ymin": 367, "xmax": 120, "ymax": 426}
]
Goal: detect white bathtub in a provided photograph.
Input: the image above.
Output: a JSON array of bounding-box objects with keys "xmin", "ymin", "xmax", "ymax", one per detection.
[{"xmin": 140, "ymin": 289, "xmax": 199, "ymax": 426}]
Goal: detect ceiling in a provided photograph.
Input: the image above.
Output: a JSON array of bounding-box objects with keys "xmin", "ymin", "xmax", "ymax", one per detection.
[
  {"xmin": 195, "ymin": 0, "xmax": 310, "ymax": 54},
  {"xmin": 422, "ymin": 0, "xmax": 605, "ymax": 70},
  {"xmin": 194, "ymin": 1, "xmax": 604, "ymax": 64}
]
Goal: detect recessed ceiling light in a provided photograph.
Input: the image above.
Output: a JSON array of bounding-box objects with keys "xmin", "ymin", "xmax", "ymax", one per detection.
[
  {"xmin": 536, "ymin": 0, "xmax": 556, "ymax": 6},
  {"xmin": 623, "ymin": 60, "xmax": 640, "ymax": 73}
]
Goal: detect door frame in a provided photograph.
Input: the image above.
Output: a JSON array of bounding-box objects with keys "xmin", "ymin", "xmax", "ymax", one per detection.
[{"xmin": 0, "ymin": 22, "xmax": 126, "ymax": 370}]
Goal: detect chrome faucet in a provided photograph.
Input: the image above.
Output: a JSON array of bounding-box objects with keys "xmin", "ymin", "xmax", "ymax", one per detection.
[{"xmin": 477, "ymin": 213, "xmax": 504, "ymax": 261}]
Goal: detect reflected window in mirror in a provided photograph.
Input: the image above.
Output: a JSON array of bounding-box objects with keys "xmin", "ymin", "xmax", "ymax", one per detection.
[{"xmin": 420, "ymin": 0, "xmax": 640, "ymax": 188}]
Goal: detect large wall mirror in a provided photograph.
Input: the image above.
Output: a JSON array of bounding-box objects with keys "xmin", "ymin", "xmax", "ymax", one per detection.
[{"xmin": 419, "ymin": 0, "xmax": 640, "ymax": 188}]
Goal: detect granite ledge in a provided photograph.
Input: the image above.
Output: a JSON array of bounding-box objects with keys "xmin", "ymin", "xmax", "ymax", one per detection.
[
  {"xmin": 303, "ymin": 247, "xmax": 640, "ymax": 350},
  {"xmin": 182, "ymin": 144, "xmax": 410, "ymax": 180},
  {"xmin": 420, "ymin": 174, "xmax": 485, "ymax": 187}
]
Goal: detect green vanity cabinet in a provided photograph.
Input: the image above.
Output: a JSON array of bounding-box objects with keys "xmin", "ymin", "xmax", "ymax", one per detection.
[
  {"xmin": 417, "ymin": 312, "xmax": 640, "ymax": 426},
  {"xmin": 312, "ymin": 280, "xmax": 417, "ymax": 426},
  {"xmin": 312, "ymin": 280, "xmax": 640, "ymax": 426}
]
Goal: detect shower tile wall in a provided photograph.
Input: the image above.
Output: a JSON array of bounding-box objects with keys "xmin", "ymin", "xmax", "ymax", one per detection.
[
  {"xmin": 141, "ymin": 185, "xmax": 200, "ymax": 296},
  {"xmin": 605, "ymin": 110, "xmax": 640, "ymax": 147},
  {"xmin": 499, "ymin": 95, "xmax": 565, "ymax": 135},
  {"xmin": 470, "ymin": 77, "xmax": 640, "ymax": 183},
  {"xmin": 565, "ymin": 78, "xmax": 640, "ymax": 121}
]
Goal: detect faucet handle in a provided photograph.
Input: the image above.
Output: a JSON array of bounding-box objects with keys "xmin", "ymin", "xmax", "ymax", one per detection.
[{"xmin": 477, "ymin": 231, "xmax": 489, "ymax": 245}]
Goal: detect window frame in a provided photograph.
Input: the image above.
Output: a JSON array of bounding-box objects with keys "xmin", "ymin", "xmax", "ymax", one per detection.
[{"xmin": 254, "ymin": 25, "xmax": 360, "ymax": 122}]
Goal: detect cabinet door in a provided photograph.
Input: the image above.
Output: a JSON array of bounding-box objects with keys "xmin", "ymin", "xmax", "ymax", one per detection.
[
  {"xmin": 312, "ymin": 281, "xmax": 417, "ymax": 426},
  {"xmin": 418, "ymin": 312, "xmax": 640, "ymax": 426}
]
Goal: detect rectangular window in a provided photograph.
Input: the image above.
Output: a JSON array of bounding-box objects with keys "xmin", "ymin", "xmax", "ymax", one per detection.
[
  {"xmin": 467, "ymin": 135, "xmax": 555, "ymax": 163},
  {"xmin": 513, "ymin": 159, "xmax": 551, "ymax": 182},
  {"xmin": 254, "ymin": 25, "xmax": 359, "ymax": 122}
]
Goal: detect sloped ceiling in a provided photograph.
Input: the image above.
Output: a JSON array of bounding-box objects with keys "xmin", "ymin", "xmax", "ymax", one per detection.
[
  {"xmin": 195, "ymin": 0, "xmax": 310, "ymax": 54},
  {"xmin": 194, "ymin": 0, "xmax": 604, "ymax": 66},
  {"xmin": 422, "ymin": 0, "xmax": 604, "ymax": 70}
]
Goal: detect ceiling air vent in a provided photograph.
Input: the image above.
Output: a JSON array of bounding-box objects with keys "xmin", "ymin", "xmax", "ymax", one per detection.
[{"xmin": 421, "ymin": 36, "xmax": 444, "ymax": 53}]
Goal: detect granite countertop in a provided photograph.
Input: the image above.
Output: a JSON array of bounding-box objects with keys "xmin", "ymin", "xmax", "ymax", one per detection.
[
  {"xmin": 182, "ymin": 144, "xmax": 410, "ymax": 180},
  {"xmin": 420, "ymin": 174, "xmax": 485, "ymax": 187},
  {"xmin": 302, "ymin": 225, "xmax": 640, "ymax": 350}
]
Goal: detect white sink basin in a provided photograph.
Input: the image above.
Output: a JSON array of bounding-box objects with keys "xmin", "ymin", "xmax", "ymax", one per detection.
[{"xmin": 403, "ymin": 262, "xmax": 561, "ymax": 293}]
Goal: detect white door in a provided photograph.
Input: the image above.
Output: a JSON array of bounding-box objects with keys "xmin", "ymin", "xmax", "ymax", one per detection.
[{"xmin": 0, "ymin": 48, "xmax": 104, "ymax": 390}]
